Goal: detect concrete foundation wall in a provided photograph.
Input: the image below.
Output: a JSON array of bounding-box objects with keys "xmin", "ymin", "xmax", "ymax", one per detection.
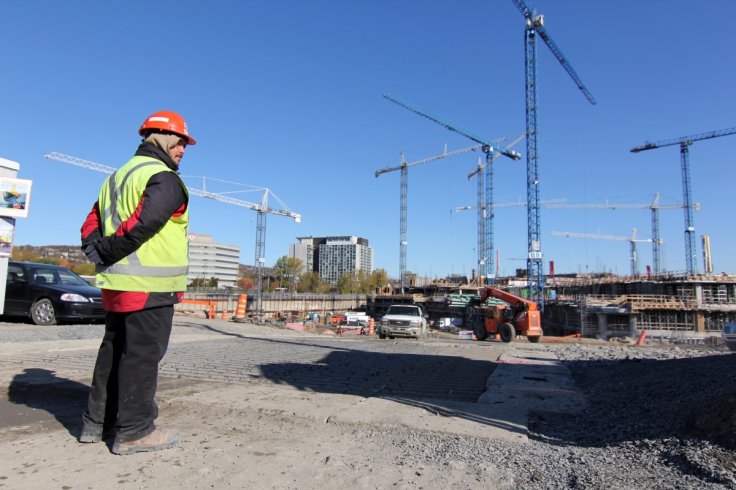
[{"xmin": 178, "ymin": 292, "xmax": 367, "ymax": 319}]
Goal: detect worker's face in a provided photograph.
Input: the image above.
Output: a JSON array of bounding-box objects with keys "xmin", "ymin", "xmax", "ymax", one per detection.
[{"xmin": 168, "ymin": 138, "xmax": 187, "ymax": 167}]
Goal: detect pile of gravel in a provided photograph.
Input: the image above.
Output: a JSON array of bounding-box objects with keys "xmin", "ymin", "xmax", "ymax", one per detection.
[{"xmin": 373, "ymin": 343, "xmax": 736, "ymax": 488}]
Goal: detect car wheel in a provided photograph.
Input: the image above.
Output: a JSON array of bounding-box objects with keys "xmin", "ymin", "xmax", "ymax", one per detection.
[{"xmin": 30, "ymin": 298, "xmax": 57, "ymax": 326}]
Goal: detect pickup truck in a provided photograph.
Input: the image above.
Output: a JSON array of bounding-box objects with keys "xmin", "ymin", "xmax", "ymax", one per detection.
[{"xmin": 378, "ymin": 304, "xmax": 427, "ymax": 339}]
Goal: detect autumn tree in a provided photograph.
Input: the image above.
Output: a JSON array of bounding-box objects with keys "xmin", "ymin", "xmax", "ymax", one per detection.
[
  {"xmin": 72, "ymin": 262, "xmax": 96, "ymax": 276},
  {"xmin": 237, "ymin": 276, "xmax": 254, "ymax": 290},
  {"xmin": 297, "ymin": 271, "xmax": 330, "ymax": 293},
  {"xmin": 273, "ymin": 256, "xmax": 304, "ymax": 291},
  {"xmin": 12, "ymin": 246, "xmax": 44, "ymax": 263},
  {"xmin": 364, "ymin": 269, "xmax": 389, "ymax": 293}
]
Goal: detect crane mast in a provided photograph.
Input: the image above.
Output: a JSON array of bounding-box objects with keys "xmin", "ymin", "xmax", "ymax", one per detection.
[
  {"xmin": 466, "ymin": 132, "xmax": 525, "ymax": 282},
  {"xmin": 383, "ymin": 93, "xmax": 521, "ymax": 283},
  {"xmin": 545, "ymin": 193, "xmax": 698, "ymax": 275},
  {"xmin": 375, "ymin": 144, "xmax": 487, "ymax": 291},
  {"xmin": 552, "ymin": 229, "xmax": 653, "ymax": 277},
  {"xmin": 510, "ymin": 0, "xmax": 596, "ymax": 308},
  {"xmin": 631, "ymin": 126, "xmax": 736, "ymax": 275},
  {"xmin": 400, "ymin": 158, "xmax": 408, "ymax": 292},
  {"xmin": 44, "ymin": 152, "xmax": 301, "ymax": 316},
  {"xmin": 456, "ymin": 196, "xmax": 564, "ymax": 281}
]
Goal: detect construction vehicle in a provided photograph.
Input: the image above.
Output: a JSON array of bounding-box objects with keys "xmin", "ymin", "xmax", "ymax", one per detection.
[{"xmin": 466, "ymin": 287, "xmax": 543, "ymax": 343}]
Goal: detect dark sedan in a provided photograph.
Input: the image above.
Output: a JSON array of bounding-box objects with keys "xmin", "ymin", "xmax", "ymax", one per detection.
[{"xmin": 3, "ymin": 261, "xmax": 104, "ymax": 325}]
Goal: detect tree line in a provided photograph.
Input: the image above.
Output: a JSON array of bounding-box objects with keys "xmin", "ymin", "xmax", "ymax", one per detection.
[
  {"xmin": 11, "ymin": 246, "xmax": 391, "ymax": 294},
  {"xmin": 265, "ymin": 256, "xmax": 389, "ymax": 294}
]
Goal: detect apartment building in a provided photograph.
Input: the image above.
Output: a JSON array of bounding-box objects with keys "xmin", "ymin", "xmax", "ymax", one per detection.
[{"xmin": 290, "ymin": 235, "xmax": 373, "ymax": 284}]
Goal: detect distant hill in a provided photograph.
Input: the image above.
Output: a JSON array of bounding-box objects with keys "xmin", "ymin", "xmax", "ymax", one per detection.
[{"xmin": 13, "ymin": 244, "xmax": 86, "ymax": 264}]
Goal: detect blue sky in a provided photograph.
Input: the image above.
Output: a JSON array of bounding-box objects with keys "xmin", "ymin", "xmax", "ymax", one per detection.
[{"xmin": 1, "ymin": 0, "xmax": 734, "ymax": 278}]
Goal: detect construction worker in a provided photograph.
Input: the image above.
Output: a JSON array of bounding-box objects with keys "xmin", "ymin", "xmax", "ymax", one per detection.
[{"xmin": 78, "ymin": 110, "xmax": 195, "ymax": 455}]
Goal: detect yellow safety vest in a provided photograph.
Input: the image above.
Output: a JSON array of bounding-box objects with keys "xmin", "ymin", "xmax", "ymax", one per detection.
[{"xmin": 95, "ymin": 155, "xmax": 189, "ymax": 292}]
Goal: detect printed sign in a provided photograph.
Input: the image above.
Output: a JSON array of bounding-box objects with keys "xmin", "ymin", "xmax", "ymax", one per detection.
[
  {"xmin": 0, "ymin": 177, "xmax": 32, "ymax": 218},
  {"xmin": 0, "ymin": 217, "xmax": 15, "ymax": 257}
]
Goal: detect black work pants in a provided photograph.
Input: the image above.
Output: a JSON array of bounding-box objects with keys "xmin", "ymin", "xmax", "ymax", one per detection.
[{"xmin": 83, "ymin": 305, "xmax": 173, "ymax": 442}]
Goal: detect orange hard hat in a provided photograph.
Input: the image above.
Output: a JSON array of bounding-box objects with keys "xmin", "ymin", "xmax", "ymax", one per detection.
[{"xmin": 138, "ymin": 110, "xmax": 196, "ymax": 145}]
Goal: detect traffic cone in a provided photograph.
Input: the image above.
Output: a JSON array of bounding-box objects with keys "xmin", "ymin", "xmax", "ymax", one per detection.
[
  {"xmin": 368, "ymin": 318, "xmax": 375, "ymax": 336},
  {"xmin": 233, "ymin": 294, "xmax": 248, "ymax": 322},
  {"xmin": 636, "ymin": 329, "xmax": 647, "ymax": 346}
]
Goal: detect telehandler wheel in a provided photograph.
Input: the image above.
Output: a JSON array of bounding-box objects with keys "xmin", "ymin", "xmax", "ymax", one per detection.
[
  {"xmin": 527, "ymin": 335, "xmax": 543, "ymax": 343},
  {"xmin": 473, "ymin": 322, "xmax": 488, "ymax": 341},
  {"xmin": 499, "ymin": 323, "xmax": 515, "ymax": 343}
]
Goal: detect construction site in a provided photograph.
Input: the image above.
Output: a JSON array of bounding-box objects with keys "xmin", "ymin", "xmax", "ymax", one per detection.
[{"xmin": 8, "ymin": 0, "xmax": 728, "ymax": 352}]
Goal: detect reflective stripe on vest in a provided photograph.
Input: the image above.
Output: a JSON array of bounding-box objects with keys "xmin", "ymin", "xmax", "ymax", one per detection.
[
  {"xmin": 95, "ymin": 156, "xmax": 189, "ymax": 292},
  {"xmin": 101, "ymin": 160, "xmax": 163, "ymax": 236}
]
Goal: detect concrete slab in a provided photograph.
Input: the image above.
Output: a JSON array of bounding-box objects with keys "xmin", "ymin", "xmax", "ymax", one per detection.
[
  {"xmin": 479, "ymin": 343, "xmax": 587, "ymax": 438},
  {"xmin": 160, "ymin": 342, "xmax": 585, "ymax": 445}
]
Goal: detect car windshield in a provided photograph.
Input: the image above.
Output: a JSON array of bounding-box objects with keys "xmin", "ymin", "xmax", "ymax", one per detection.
[
  {"xmin": 28, "ymin": 266, "xmax": 90, "ymax": 286},
  {"xmin": 387, "ymin": 306, "xmax": 420, "ymax": 316}
]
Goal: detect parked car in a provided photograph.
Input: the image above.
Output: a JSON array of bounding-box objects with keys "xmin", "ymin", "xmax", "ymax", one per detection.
[{"xmin": 3, "ymin": 261, "xmax": 104, "ymax": 325}]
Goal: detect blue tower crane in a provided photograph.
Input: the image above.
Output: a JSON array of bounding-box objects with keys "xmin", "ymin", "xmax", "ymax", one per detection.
[
  {"xmin": 631, "ymin": 126, "xmax": 736, "ymax": 275},
  {"xmin": 510, "ymin": 0, "xmax": 596, "ymax": 307},
  {"xmin": 375, "ymin": 144, "xmax": 487, "ymax": 292},
  {"xmin": 466, "ymin": 132, "xmax": 525, "ymax": 283},
  {"xmin": 383, "ymin": 93, "xmax": 522, "ymax": 282}
]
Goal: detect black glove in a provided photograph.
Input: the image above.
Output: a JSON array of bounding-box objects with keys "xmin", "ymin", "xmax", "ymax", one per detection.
[{"xmin": 83, "ymin": 242, "xmax": 104, "ymax": 265}]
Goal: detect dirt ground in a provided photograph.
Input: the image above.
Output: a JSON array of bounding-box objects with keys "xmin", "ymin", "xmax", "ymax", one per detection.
[
  {"xmin": 0, "ymin": 321, "xmax": 520, "ymax": 489},
  {"xmin": 2, "ymin": 319, "xmax": 734, "ymax": 489},
  {"xmin": 2, "ymin": 379, "xmax": 511, "ymax": 489}
]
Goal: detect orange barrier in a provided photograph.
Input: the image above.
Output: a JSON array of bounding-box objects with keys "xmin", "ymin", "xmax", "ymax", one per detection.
[
  {"xmin": 181, "ymin": 299, "xmax": 216, "ymax": 319},
  {"xmin": 234, "ymin": 294, "xmax": 248, "ymax": 321},
  {"xmin": 636, "ymin": 329, "xmax": 647, "ymax": 346},
  {"xmin": 541, "ymin": 333, "xmax": 582, "ymax": 342},
  {"xmin": 336, "ymin": 325, "xmax": 365, "ymax": 336}
]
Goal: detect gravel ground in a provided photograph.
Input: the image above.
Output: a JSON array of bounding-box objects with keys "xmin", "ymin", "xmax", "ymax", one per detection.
[
  {"xmin": 368, "ymin": 342, "xmax": 736, "ymax": 489},
  {"xmin": 2, "ymin": 320, "xmax": 735, "ymax": 488}
]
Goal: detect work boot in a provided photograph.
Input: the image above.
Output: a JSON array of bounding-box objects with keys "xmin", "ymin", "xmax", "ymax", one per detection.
[
  {"xmin": 111, "ymin": 428, "xmax": 180, "ymax": 456},
  {"xmin": 79, "ymin": 421, "xmax": 103, "ymax": 443}
]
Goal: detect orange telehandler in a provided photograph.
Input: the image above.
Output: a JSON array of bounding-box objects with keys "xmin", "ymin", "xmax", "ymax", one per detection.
[{"xmin": 466, "ymin": 286, "xmax": 543, "ymax": 343}]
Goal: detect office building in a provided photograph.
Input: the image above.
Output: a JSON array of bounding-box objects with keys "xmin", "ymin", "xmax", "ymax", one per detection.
[{"xmin": 188, "ymin": 233, "xmax": 240, "ymax": 288}]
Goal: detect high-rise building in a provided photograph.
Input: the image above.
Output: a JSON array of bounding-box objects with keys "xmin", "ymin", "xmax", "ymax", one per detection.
[
  {"xmin": 289, "ymin": 237, "xmax": 317, "ymax": 273},
  {"xmin": 188, "ymin": 233, "xmax": 240, "ymax": 288},
  {"xmin": 290, "ymin": 235, "xmax": 373, "ymax": 284}
]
